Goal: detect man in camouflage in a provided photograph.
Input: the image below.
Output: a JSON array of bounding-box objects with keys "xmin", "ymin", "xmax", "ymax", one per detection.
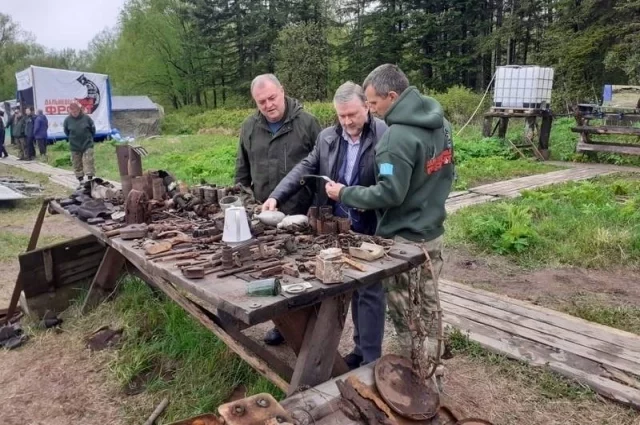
[
  {"xmin": 64, "ymin": 102, "xmax": 96, "ymax": 187},
  {"xmin": 326, "ymin": 64, "xmax": 454, "ymax": 380}
]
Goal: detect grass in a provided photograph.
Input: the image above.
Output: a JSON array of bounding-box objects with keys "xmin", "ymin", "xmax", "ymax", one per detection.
[
  {"xmin": 95, "ymin": 277, "xmax": 282, "ymax": 423},
  {"xmin": 446, "ymin": 173, "xmax": 640, "ymax": 269},
  {"xmin": 447, "ymin": 329, "xmax": 596, "ymax": 401},
  {"xmin": 42, "ymin": 128, "xmax": 561, "ymax": 191},
  {"xmin": 562, "ymin": 295, "xmax": 640, "ymax": 335}
]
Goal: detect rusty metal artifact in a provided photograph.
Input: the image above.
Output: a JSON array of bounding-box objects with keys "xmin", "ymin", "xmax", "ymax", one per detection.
[{"xmin": 374, "ymin": 354, "xmax": 440, "ymax": 420}]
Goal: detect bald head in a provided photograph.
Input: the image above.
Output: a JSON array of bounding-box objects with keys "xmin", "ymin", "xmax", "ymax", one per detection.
[{"xmin": 250, "ymin": 74, "xmax": 286, "ymax": 123}]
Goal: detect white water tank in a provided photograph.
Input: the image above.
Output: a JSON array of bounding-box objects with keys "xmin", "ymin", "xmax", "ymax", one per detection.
[{"xmin": 493, "ymin": 65, "xmax": 554, "ymax": 110}]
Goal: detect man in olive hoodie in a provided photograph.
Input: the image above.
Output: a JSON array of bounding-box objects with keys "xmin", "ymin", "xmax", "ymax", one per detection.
[
  {"xmin": 326, "ymin": 64, "xmax": 454, "ymax": 378},
  {"xmin": 64, "ymin": 102, "xmax": 96, "ymax": 187}
]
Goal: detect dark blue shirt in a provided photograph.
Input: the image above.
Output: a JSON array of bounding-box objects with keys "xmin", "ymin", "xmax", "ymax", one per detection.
[{"xmin": 267, "ymin": 120, "xmax": 284, "ymax": 135}]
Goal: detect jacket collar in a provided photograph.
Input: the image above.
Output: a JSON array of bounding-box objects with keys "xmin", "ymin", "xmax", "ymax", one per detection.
[
  {"xmin": 255, "ymin": 96, "xmax": 301, "ymax": 129},
  {"xmin": 328, "ymin": 112, "xmax": 377, "ymax": 150}
]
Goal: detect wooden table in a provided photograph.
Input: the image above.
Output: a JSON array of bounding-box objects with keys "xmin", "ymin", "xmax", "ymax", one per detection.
[
  {"xmin": 572, "ymin": 111, "xmax": 640, "ymax": 156},
  {"xmin": 47, "ymin": 201, "xmax": 425, "ymax": 395}
]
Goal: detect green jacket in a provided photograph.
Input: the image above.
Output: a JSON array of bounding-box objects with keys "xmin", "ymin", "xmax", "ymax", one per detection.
[
  {"xmin": 13, "ymin": 116, "xmax": 26, "ymax": 138},
  {"xmin": 63, "ymin": 113, "xmax": 96, "ymax": 152},
  {"xmin": 235, "ymin": 96, "xmax": 321, "ymax": 215},
  {"xmin": 340, "ymin": 86, "xmax": 454, "ymax": 242}
]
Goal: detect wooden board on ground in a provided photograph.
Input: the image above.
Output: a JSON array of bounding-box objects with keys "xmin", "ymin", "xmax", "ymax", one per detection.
[{"xmin": 440, "ymin": 279, "xmax": 640, "ymax": 409}]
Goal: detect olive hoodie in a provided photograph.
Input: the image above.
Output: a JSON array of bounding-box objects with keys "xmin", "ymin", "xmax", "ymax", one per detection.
[
  {"xmin": 339, "ymin": 86, "xmax": 454, "ymax": 242},
  {"xmin": 63, "ymin": 113, "xmax": 96, "ymax": 152}
]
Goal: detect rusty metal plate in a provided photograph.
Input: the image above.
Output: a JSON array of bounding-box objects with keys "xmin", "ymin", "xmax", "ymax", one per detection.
[
  {"xmin": 218, "ymin": 393, "xmax": 294, "ymax": 425},
  {"xmin": 374, "ymin": 354, "xmax": 440, "ymax": 420}
]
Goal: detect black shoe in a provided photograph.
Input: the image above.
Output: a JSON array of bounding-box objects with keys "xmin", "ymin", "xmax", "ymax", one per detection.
[
  {"xmin": 263, "ymin": 327, "xmax": 285, "ymax": 346},
  {"xmin": 344, "ymin": 352, "xmax": 364, "ymax": 370}
]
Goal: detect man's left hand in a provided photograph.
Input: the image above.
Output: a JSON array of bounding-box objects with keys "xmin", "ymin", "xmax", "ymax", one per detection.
[{"xmin": 325, "ymin": 182, "xmax": 345, "ymax": 201}]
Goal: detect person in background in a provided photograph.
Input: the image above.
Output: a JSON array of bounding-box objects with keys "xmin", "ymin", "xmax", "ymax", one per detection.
[
  {"xmin": 326, "ymin": 64, "xmax": 454, "ymax": 380},
  {"xmin": 64, "ymin": 102, "xmax": 96, "ymax": 187},
  {"xmin": 14, "ymin": 109, "xmax": 27, "ymax": 160},
  {"xmin": 24, "ymin": 107, "xmax": 35, "ymax": 160},
  {"xmin": 263, "ymin": 82, "xmax": 388, "ymax": 368},
  {"xmin": 235, "ymin": 73, "xmax": 321, "ymax": 346},
  {"xmin": 7, "ymin": 108, "xmax": 18, "ymax": 146},
  {"xmin": 33, "ymin": 109, "xmax": 49, "ymax": 159},
  {"xmin": 0, "ymin": 111, "xmax": 8, "ymax": 158}
]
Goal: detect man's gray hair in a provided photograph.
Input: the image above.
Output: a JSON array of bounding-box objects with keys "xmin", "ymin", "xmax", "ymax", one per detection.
[
  {"xmin": 363, "ymin": 64, "xmax": 409, "ymax": 97},
  {"xmin": 333, "ymin": 81, "xmax": 366, "ymax": 105},
  {"xmin": 250, "ymin": 74, "xmax": 283, "ymax": 93}
]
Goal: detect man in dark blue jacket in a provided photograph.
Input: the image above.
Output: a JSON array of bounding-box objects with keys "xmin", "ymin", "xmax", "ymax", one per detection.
[
  {"xmin": 33, "ymin": 109, "xmax": 49, "ymax": 158},
  {"xmin": 263, "ymin": 82, "xmax": 388, "ymax": 368}
]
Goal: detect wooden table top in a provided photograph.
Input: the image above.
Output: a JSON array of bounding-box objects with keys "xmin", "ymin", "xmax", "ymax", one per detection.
[{"xmin": 50, "ymin": 201, "xmax": 426, "ymax": 326}]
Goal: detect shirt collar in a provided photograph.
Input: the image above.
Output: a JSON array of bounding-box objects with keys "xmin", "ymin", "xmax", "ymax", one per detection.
[{"xmin": 342, "ymin": 130, "xmax": 361, "ymax": 145}]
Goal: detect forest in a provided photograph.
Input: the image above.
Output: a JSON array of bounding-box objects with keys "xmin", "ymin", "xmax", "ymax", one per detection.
[{"xmin": 0, "ymin": 0, "xmax": 639, "ymax": 110}]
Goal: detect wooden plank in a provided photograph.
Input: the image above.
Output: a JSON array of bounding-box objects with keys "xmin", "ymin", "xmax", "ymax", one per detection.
[
  {"xmin": 81, "ymin": 247, "xmax": 126, "ymax": 313},
  {"xmin": 440, "ymin": 292, "xmax": 640, "ymax": 364},
  {"xmin": 288, "ymin": 295, "xmax": 351, "ymax": 395},
  {"xmin": 442, "ymin": 300, "xmax": 640, "ymax": 374},
  {"xmin": 571, "ymin": 125, "xmax": 640, "ymax": 136},
  {"xmin": 443, "ymin": 312, "xmax": 640, "ymax": 409},
  {"xmin": 577, "ymin": 142, "xmax": 640, "ymax": 155},
  {"xmin": 129, "ymin": 268, "xmax": 289, "ymax": 391},
  {"xmin": 441, "ymin": 280, "xmax": 640, "ymax": 352}
]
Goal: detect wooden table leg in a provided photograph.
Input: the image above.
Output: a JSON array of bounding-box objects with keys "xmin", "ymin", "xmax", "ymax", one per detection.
[
  {"xmin": 81, "ymin": 247, "xmax": 126, "ymax": 313},
  {"xmin": 3, "ymin": 199, "xmax": 49, "ymax": 324},
  {"xmin": 274, "ymin": 294, "xmax": 351, "ymax": 395}
]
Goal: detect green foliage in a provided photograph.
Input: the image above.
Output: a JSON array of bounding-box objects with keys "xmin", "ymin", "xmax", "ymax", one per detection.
[
  {"xmin": 275, "ymin": 23, "xmax": 330, "ymax": 101},
  {"xmin": 49, "ymin": 141, "xmax": 70, "ymax": 152},
  {"xmin": 432, "ymin": 86, "xmax": 490, "ymax": 127},
  {"xmin": 161, "ymin": 103, "xmax": 336, "ymax": 135},
  {"xmin": 447, "ymin": 174, "xmax": 640, "ymax": 269},
  {"xmin": 109, "ymin": 277, "xmax": 282, "ymax": 422},
  {"xmin": 563, "ymin": 295, "xmax": 640, "ymax": 335}
]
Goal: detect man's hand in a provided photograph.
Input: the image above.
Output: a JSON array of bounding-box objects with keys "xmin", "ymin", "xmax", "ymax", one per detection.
[
  {"xmin": 262, "ymin": 198, "xmax": 278, "ymax": 211},
  {"xmin": 325, "ymin": 182, "xmax": 345, "ymax": 201}
]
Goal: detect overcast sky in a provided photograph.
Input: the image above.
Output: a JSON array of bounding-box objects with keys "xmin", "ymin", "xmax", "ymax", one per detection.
[{"xmin": 3, "ymin": 0, "xmax": 128, "ymax": 51}]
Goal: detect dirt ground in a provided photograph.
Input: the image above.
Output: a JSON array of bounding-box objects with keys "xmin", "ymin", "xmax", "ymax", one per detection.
[
  {"xmin": 1, "ymin": 163, "xmax": 639, "ymax": 424},
  {"xmin": 442, "ymin": 247, "xmax": 640, "ymax": 311}
]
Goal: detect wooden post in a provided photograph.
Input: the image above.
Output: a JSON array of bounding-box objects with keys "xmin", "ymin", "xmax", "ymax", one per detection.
[
  {"xmin": 482, "ymin": 116, "xmax": 492, "ymax": 137},
  {"xmin": 3, "ymin": 199, "xmax": 49, "ymax": 324},
  {"xmin": 81, "ymin": 247, "xmax": 126, "ymax": 314},
  {"xmin": 539, "ymin": 115, "xmax": 552, "ymax": 160},
  {"xmin": 498, "ymin": 117, "xmax": 509, "ymax": 138}
]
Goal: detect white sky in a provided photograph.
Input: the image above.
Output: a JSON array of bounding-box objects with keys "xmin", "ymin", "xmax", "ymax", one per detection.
[{"xmin": 2, "ymin": 0, "xmax": 128, "ymax": 51}]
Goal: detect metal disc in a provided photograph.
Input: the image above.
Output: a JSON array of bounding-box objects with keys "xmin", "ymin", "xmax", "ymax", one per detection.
[{"xmin": 374, "ymin": 354, "xmax": 440, "ymax": 420}]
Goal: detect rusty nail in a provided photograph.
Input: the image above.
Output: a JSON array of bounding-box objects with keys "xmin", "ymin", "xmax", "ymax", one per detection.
[
  {"xmin": 256, "ymin": 397, "xmax": 269, "ymax": 408},
  {"xmin": 233, "ymin": 404, "xmax": 245, "ymax": 416}
]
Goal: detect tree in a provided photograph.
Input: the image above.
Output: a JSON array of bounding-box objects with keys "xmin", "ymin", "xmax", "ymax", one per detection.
[{"xmin": 275, "ymin": 22, "xmax": 330, "ymax": 101}]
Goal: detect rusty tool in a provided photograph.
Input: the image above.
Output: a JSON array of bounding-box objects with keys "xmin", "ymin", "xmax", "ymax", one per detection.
[
  {"xmin": 342, "ymin": 255, "xmax": 367, "ymax": 272},
  {"xmin": 216, "ymin": 260, "xmax": 284, "ymax": 278}
]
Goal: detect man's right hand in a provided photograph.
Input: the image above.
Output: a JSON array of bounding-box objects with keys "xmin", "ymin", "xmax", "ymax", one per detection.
[{"xmin": 262, "ymin": 198, "xmax": 278, "ymax": 211}]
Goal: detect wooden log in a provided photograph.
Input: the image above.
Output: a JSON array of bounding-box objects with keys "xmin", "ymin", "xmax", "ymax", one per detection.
[
  {"xmin": 482, "ymin": 116, "xmax": 492, "ymax": 137},
  {"xmin": 571, "ymin": 125, "xmax": 640, "ymax": 136},
  {"xmin": 497, "ymin": 117, "xmax": 509, "ymax": 138},
  {"xmin": 81, "ymin": 247, "xmax": 126, "ymax": 314}
]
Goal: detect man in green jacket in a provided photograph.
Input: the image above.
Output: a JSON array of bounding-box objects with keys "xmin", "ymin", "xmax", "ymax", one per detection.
[
  {"xmin": 64, "ymin": 102, "xmax": 96, "ymax": 187},
  {"xmin": 326, "ymin": 64, "xmax": 454, "ymax": 380},
  {"xmin": 235, "ymin": 74, "xmax": 321, "ymax": 345}
]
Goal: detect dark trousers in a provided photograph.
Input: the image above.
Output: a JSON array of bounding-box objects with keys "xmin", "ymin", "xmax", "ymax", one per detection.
[
  {"xmin": 36, "ymin": 139, "xmax": 47, "ymax": 156},
  {"xmin": 26, "ymin": 137, "xmax": 36, "ymax": 159},
  {"xmin": 351, "ymin": 281, "xmax": 386, "ymax": 365},
  {"xmin": 0, "ymin": 135, "xmax": 7, "ymax": 158},
  {"xmin": 11, "ymin": 136, "xmax": 16, "ymax": 145}
]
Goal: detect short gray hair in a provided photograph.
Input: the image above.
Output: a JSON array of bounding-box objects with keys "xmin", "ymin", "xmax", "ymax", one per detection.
[
  {"xmin": 333, "ymin": 81, "xmax": 366, "ymax": 105},
  {"xmin": 250, "ymin": 74, "xmax": 282, "ymax": 94},
  {"xmin": 363, "ymin": 64, "xmax": 409, "ymax": 97}
]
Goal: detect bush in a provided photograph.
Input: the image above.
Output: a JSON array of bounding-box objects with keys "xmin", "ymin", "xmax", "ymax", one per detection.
[
  {"xmin": 50, "ymin": 141, "xmax": 70, "ymax": 152},
  {"xmin": 433, "ymin": 85, "xmax": 490, "ymax": 127},
  {"xmin": 54, "ymin": 155, "xmax": 72, "ymax": 167}
]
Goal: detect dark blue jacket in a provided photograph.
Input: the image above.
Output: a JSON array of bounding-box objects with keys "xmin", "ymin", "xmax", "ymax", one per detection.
[{"xmin": 34, "ymin": 114, "xmax": 49, "ymax": 139}]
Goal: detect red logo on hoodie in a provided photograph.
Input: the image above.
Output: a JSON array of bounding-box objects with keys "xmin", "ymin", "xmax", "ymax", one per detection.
[{"xmin": 425, "ymin": 148, "xmax": 452, "ymax": 174}]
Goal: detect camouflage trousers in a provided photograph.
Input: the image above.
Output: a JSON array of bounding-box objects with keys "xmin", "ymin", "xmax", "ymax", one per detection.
[
  {"xmin": 17, "ymin": 137, "xmax": 26, "ymax": 159},
  {"xmin": 72, "ymin": 148, "xmax": 95, "ymax": 179},
  {"xmin": 384, "ymin": 235, "xmax": 444, "ymax": 378}
]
